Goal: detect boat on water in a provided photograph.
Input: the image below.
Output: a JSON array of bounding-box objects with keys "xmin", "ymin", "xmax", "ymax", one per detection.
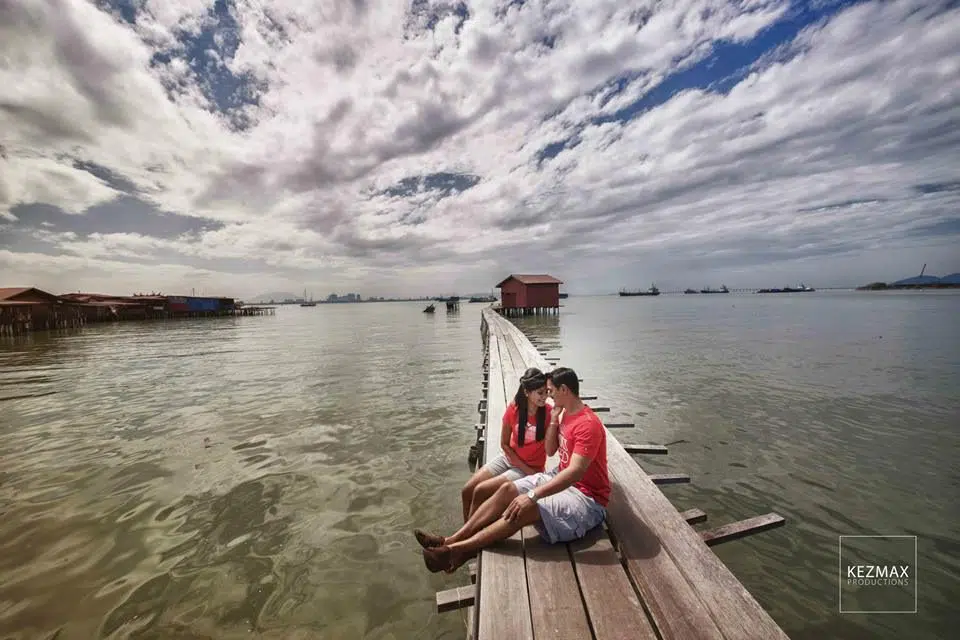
[
  {"xmin": 559, "ymin": 292, "xmax": 569, "ymax": 299},
  {"xmin": 700, "ymin": 285, "xmax": 730, "ymax": 294},
  {"xmin": 423, "ymin": 303, "xmax": 435, "ymax": 313},
  {"xmin": 468, "ymin": 295, "xmax": 497, "ymax": 303},
  {"xmin": 684, "ymin": 288, "xmax": 698, "ymax": 294},
  {"xmin": 299, "ymin": 288, "xmax": 317, "ymax": 307},
  {"xmin": 619, "ymin": 285, "xmax": 660, "ymax": 297},
  {"xmin": 756, "ymin": 283, "xmax": 815, "ymax": 293}
]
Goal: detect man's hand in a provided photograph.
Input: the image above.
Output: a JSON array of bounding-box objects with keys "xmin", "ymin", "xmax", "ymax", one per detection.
[{"xmin": 502, "ymin": 493, "xmax": 537, "ymax": 522}]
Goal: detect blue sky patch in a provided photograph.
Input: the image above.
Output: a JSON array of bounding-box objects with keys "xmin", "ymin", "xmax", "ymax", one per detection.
[
  {"xmin": 379, "ymin": 172, "xmax": 481, "ymax": 198},
  {"xmin": 591, "ymin": 1, "xmax": 865, "ymax": 127}
]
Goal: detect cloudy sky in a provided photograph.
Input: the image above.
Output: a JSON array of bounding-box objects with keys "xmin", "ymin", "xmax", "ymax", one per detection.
[{"xmin": 1, "ymin": 0, "xmax": 958, "ymax": 298}]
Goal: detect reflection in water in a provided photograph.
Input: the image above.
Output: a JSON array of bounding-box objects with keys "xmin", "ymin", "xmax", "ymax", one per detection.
[{"xmin": 1, "ymin": 305, "xmax": 480, "ymax": 639}]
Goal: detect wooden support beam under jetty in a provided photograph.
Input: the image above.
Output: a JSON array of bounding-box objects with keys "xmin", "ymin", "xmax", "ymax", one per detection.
[
  {"xmin": 650, "ymin": 473, "xmax": 691, "ymax": 485},
  {"xmin": 680, "ymin": 508, "xmax": 708, "ymax": 525},
  {"xmin": 700, "ymin": 513, "xmax": 786, "ymax": 547},
  {"xmin": 623, "ymin": 444, "xmax": 668, "ymax": 455},
  {"xmin": 436, "ymin": 585, "xmax": 475, "ymax": 613}
]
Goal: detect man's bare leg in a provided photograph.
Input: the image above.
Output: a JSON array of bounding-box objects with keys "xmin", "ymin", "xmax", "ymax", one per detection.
[{"xmin": 425, "ymin": 481, "xmax": 519, "ymax": 548}]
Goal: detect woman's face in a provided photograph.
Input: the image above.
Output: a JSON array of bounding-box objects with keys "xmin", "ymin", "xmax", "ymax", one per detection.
[{"xmin": 525, "ymin": 385, "xmax": 548, "ymax": 407}]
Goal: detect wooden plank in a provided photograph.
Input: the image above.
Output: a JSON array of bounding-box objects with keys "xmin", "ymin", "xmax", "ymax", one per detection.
[
  {"xmin": 606, "ymin": 448, "xmax": 790, "ymax": 639},
  {"xmin": 570, "ymin": 527, "xmax": 658, "ymax": 640},
  {"xmin": 581, "ymin": 395, "xmax": 598, "ymax": 401},
  {"xmin": 589, "ymin": 406, "xmax": 611, "ymax": 412},
  {"xmin": 437, "ymin": 585, "xmax": 475, "ymax": 612},
  {"xmin": 701, "ymin": 514, "xmax": 785, "ymax": 547},
  {"xmin": 605, "ymin": 423, "xmax": 635, "ymax": 429},
  {"xmin": 477, "ymin": 530, "xmax": 532, "ymax": 640},
  {"xmin": 523, "ymin": 526, "xmax": 593, "ymax": 640},
  {"xmin": 650, "ymin": 474, "xmax": 691, "ymax": 485},
  {"xmin": 476, "ymin": 331, "xmax": 534, "ymax": 640},
  {"xmin": 680, "ymin": 508, "xmax": 708, "ymax": 525},
  {"xmin": 623, "ymin": 444, "xmax": 668, "ymax": 455}
]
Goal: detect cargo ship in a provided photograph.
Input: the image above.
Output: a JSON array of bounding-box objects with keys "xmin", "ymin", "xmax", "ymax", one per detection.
[{"xmin": 619, "ymin": 285, "xmax": 660, "ymax": 297}]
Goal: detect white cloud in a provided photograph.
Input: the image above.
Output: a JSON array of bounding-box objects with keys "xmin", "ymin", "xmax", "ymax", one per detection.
[{"xmin": 1, "ymin": 0, "xmax": 958, "ymax": 296}]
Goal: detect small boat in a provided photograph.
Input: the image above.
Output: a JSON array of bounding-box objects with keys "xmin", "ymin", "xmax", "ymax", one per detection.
[
  {"xmin": 684, "ymin": 288, "xmax": 699, "ymax": 294},
  {"xmin": 423, "ymin": 303, "xmax": 435, "ymax": 313},
  {"xmin": 559, "ymin": 292, "xmax": 569, "ymax": 299},
  {"xmin": 299, "ymin": 288, "xmax": 317, "ymax": 306},
  {"xmin": 619, "ymin": 285, "xmax": 660, "ymax": 297}
]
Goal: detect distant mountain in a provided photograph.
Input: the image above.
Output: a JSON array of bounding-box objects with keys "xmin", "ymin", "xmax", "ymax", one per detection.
[{"xmin": 250, "ymin": 291, "xmax": 299, "ymax": 302}]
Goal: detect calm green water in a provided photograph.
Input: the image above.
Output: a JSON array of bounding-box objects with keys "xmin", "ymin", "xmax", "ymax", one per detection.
[{"xmin": 1, "ymin": 293, "xmax": 957, "ymax": 639}]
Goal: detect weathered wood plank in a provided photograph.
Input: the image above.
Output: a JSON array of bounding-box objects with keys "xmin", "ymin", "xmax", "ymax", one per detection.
[
  {"xmin": 650, "ymin": 474, "xmax": 691, "ymax": 485},
  {"xmin": 605, "ymin": 455, "xmax": 726, "ymax": 639},
  {"xmin": 624, "ymin": 444, "xmax": 668, "ymax": 455},
  {"xmin": 477, "ymin": 530, "xmax": 533, "ymax": 640},
  {"xmin": 680, "ymin": 508, "xmax": 708, "ymax": 525},
  {"xmin": 570, "ymin": 527, "xmax": 658, "ymax": 640},
  {"xmin": 607, "ymin": 449, "xmax": 790, "ymax": 639},
  {"xmin": 476, "ymin": 331, "xmax": 534, "ymax": 640},
  {"xmin": 437, "ymin": 585, "xmax": 475, "ymax": 612},
  {"xmin": 523, "ymin": 526, "xmax": 593, "ymax": 640},
  {"xmin": 701, "ymin": 514, "xmax": 785, "ymax": 547}
]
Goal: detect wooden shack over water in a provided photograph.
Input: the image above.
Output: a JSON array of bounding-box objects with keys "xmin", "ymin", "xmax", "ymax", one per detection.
[
  {"xmin": 495, "ymin": 274, "xmax": 562, "ymax": 316},
  {"xmin": 1, "ymin": 287, "xmax": 273, "ymax": 336},
  {"xmin": 0, "ymin": 288, "xmax": 88, "ymax": 336}
]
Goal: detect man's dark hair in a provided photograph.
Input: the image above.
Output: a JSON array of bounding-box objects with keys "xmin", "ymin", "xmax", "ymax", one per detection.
[{"xmin": 548, "ymin": 367, "xmax": 579, "ymax": 397}]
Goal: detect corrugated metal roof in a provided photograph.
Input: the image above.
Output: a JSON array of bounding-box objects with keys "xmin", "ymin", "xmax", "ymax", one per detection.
[
  {"xmin": 495, "ymin": 274, "xmax": 563, "ymax": 287},
  {"xmin": 0, "ymin": 287, "xmax": 60, "ymax": 301},
  {"xmin": 0, "ymin": 287, "xmax": 33, "ymax": 300}
]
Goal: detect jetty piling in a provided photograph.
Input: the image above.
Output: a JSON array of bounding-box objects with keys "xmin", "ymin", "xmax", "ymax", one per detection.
[{"xmin": 442, "ymin": 306, "xmax": 789, "ymax": 639}]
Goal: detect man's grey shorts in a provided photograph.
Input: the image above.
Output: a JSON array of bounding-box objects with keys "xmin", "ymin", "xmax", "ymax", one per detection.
[
  {"xmin": 482, "ymin": 453, "xmax": 526, "ymax": 481},
  {"xmin": 513, "ymin": 469, "xmax": 607, "ymax": 544}
]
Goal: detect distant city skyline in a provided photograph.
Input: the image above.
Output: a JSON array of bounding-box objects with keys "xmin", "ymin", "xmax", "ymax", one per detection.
[{"xmin": 2, "ymin": 1, "xmax": 958, "ymax": 298}]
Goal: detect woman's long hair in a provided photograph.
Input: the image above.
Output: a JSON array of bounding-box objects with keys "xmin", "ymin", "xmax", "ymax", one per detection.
[{"xmin": 515, "ymin": 367, "xmax": 547, "ymax": 446}]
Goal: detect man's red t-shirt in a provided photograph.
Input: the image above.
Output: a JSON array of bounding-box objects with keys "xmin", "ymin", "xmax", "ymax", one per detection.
[
  {"xmin": 503, "ymin": 402, "xmax": 551, "ymax": 472},
  {"xmin": 557, "ymin": 405, "xmax": 610, "ymax": 506}
]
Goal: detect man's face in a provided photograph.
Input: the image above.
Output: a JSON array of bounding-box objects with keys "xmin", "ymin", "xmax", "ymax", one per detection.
[{"xmin": 547, "ymin": 379, "xmax": 564, "ymax": 409}]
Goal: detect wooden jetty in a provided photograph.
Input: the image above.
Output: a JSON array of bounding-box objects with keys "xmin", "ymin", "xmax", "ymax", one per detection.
[
  {"xmin": 1, "ymin": 287, "xmax": 274, "ymax": 337},
  {"xmin": 441, "ymin": 306, "xmax": 788, "ymax": 639}
]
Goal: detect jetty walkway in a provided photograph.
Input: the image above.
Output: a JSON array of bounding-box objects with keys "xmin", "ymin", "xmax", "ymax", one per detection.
[{"xmin": 438, "ymin": 306, "xmax": 788, "ymax": 639}]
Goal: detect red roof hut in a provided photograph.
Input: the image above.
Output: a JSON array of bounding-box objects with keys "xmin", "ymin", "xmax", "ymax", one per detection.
[{"xmin": 495, "ymin": 274, "xmax": 563, "ymax": 317}]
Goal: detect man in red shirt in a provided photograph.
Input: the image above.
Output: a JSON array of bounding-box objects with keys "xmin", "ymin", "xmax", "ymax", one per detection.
[{"xmin": 416, "ymin": 367, "xmax": 610, "ymax": 573}]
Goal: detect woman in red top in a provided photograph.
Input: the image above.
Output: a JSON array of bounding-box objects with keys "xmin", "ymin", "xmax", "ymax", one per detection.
[{"xmin": 458, "ymin": 368, "xmax": 553, "ymax": 521}]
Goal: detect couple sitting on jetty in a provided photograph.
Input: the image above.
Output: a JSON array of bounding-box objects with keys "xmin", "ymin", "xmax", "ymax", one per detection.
[{"xmin": 415, "ymin": 366, "xmax": 609, "ymax": 573}]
